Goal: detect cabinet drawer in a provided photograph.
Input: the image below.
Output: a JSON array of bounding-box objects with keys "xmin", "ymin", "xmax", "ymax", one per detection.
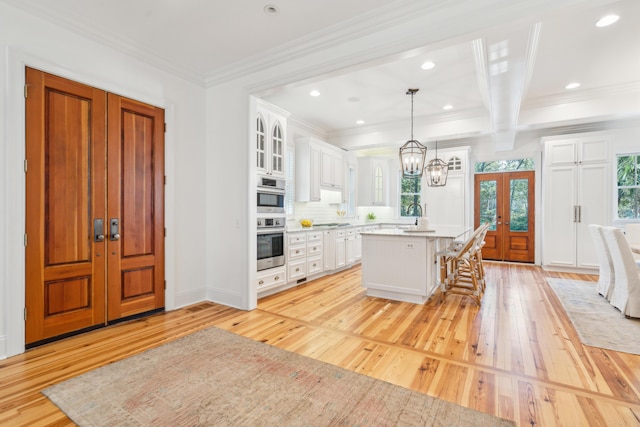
[
  {"xmin": 288, "ymin": 259, "xmax": 306, "ymax": 281},
  {"xmin": 257, "ymin": 267, "xmax": 286, "ymax": 290},
  {"xmin": 307, "ymin": 242, "xmax": 322, "ymax": 256},
  {"xmin": 346, "ymin": 229, "xmax": 356, "ymax": 237},
  {"xmin": 288, "ymin": 233, "xmax": 306, "ymax": 245},
  {"xmin": 307, "ymin": 231, "xmax": 323, "ymax": 242},
  {"xmin": 336, "ymin": 230, "xmax": 346, "ymax": 238},
  {"xmin": 307, "ymin": 256, "xmax": 323, "ymax": 275},
  {"xmin": 288, "ymin": 245, "xmax": 306, "ymax": 259}
]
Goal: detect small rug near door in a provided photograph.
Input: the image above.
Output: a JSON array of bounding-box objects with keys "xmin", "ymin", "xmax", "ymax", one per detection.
[
  {"xmin": 43, "ymin": 327, "xmax": 514, "ymax": 426},
  {"xmin": 546, "ymin": 278, "xmax": 640, "ymax": 355}
]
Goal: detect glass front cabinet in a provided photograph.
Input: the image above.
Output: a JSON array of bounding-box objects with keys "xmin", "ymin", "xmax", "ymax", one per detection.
[{"xmin": 256, "ymin": 100, "xmax": 290, "ymax": 177}]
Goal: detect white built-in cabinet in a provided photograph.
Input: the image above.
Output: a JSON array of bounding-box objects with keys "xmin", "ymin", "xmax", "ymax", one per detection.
[
  {"xmin": 357, "ymin": 157, "xmax": 391, "ymax": 206},
  {"xmin": 542, "ymin": 135, "xmax": 610, "ymax": 270},
  {"xmin": 256, "ymin": 100, "xmax": 289, "ymax": 178},
  {"xmin": 286, "ymin": 231, "xmax": 323, "ymax": 284},
  {"xmin": 295, "ymin": 136, "xmax": 344, "ymax": 202},
  {"xmin": 424, "ymin": 148, "xmax": 470, "ymax": 228}
]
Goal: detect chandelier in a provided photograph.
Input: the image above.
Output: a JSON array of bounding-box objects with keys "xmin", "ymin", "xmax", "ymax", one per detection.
[
  {"xmin": 426, "ymin": 141, "xmax": 449, "ymax": 187},
  {"xmin": 398, "ymin": 89, "xmax": 427, "ymax": 178}
]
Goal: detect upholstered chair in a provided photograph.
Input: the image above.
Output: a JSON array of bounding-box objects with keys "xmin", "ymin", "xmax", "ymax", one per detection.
[
  {"xmin": 588, "ymin": 224, "xmax": 615, "ymax": 300},
  {"xmin": 625, "ymin": 223, "xmax": 640, "ymax": 261},
  {"xmin": 603, "ymin": 226, "xmax": 640, "ymax": 318}
]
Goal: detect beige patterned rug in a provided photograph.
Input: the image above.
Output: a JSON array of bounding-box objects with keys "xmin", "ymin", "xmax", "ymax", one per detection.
[
  {"xmin": 547, "ymin": 278, "xmax": 640, "ymax": 354},
  {"xmin": 43, "ymin": 327, "xmax": 514, "ymax": 426}
]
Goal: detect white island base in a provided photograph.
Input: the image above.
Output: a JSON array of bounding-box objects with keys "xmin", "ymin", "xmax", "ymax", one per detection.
[{"xmin": 360, "ymin": 227, "xmax": 467, "ymax": 304}]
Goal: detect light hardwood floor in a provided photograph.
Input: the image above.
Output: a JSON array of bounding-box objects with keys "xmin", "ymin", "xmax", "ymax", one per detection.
[{"xmin": 1, "ymin": 263, "xmax": 639, "ymax": 426}]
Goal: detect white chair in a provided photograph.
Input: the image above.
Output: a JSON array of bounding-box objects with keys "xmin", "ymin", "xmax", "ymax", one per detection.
[
  {"xmin": 602, "ymin": 226, "xmax": 640, "ymax": 318},
  {"xmin": 588, "ymin": 224, "xmax": 615, "ymax": 299},
  {"xmin": 625, "ymin": 223, "xmax": 640, "ymax": 261}
]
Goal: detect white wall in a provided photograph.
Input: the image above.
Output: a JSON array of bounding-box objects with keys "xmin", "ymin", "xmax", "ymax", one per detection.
[{"xmin": 0, "ymin": 3, "xmax": 208, "ymax": 358}]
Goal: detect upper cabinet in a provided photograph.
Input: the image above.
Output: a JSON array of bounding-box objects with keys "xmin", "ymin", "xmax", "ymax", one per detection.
[
  {"xmin": 358, "ymin": 157, "xmax": 391, "ymax": 206},
  {"xmin": 545, "ymin": 135, "xmax": 609, "ymax": 167},
  {"xmin": 256, "ymin": 100, "xmax": 290, "ymax": 177},
  {"xmin": 296, "ymin": 136, "xmax": 344, "ymax": 202}
]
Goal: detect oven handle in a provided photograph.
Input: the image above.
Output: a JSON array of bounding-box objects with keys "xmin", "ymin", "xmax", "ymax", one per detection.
[{"xmin": 257, "ymin": 228, "xmax": 286, "ymax": 235}]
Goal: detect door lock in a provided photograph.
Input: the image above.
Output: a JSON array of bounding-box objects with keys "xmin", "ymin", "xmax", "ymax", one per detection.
[
  {"xmin": 110, "ymin": 218, "xmax": 120, "ymax": 241},
  {"xmin": 94, "ymin": 219, "xmax": 105, "ymax": 242}
]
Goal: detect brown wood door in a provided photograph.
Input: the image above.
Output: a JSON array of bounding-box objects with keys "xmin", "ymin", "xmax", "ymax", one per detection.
[
  {"xmin": 25, "ymin": 68, "xmax": 108, "ymax": 344},
  {"xmin": 25, "ymin": 68, "xmax": 164, "ymax": 345},
  {"xmin": 106, "ymin": 93, "xmax": 165, "ymax": 321},
  {"xmin": 474, "ymin": 171, "xmax": 535, "ymax": 262}
]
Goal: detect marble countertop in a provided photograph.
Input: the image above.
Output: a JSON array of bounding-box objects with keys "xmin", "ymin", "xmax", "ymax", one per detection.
[{"xmin": 361, "ymin": 226, "xmax": 469, "ymax": 239}]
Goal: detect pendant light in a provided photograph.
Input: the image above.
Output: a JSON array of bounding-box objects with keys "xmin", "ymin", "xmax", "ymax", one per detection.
[
  {"xmin": 426, "ymin": 140, "xmax": 449, "ymax": 186},
  {"xmin": 399, "ymin": 89, "xmax": 427, "ymax": 178}
]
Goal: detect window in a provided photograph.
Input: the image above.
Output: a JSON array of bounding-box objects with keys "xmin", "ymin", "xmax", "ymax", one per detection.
[
  {"xmin": 448, "ymin": 156, "xmax": 462, "ymax": 171},
  {"xmin": 399, "ymin": 175, "xmax": 421, "ymax": 217},
  {"xmin": 474, "ymin": 158, "xmax": 534, "ymax": 173},
  {"xmin": 617, "ymin": 153, "xmax": 640, "ymax": 220}
]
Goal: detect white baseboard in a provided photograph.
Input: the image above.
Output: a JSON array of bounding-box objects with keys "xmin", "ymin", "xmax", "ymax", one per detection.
[{"xmin": 0, "ymin": 335, "xmax": 7, "ymax": 360}]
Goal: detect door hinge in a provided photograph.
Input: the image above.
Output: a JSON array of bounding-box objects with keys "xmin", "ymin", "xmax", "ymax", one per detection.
[
  {"xmin": 164, "ymin": 122, "xmax": 167, "ymax": 133},
  {"xmin": 164, "ymin": 280, "xmax": 167, "ymax": 290},
  {"xmin": 24, "ymin": 307, "xmax": 27, "ymax": 321},
  {"xmin": 164, "ymin": 175, "xmax": 167, "ymax": 185},
  {"xmin": 24, "ymin": 233, "xmax": 27, "ymax": 247},
  {"xmin": 24, "ymin": 159, "xmax": 28, "ymax": 173},
  {"xmin": 24, "ymin": 85, "xmax": 28, "ymax": 98},
  {"xmin": 164, "ymin": 227, "xmax": 167, "ymax": 237}
]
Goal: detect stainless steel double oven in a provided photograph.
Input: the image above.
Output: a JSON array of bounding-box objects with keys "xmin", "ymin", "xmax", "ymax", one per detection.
[{"xmin": 257, "ymin": 177, "xmax": 286, "ymax": 271}]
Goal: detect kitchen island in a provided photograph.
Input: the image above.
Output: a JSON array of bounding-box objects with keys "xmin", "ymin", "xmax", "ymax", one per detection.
[{"xmin": 360, "ymin": 226, "xmax": 468, "ymax": 304}]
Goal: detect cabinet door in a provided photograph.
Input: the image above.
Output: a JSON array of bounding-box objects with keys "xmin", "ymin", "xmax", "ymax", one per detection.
[
  {"xmin": 310, "ymin": 145, "xmax": 321, "ymax": 201},
  {"xmin": 543, "ymin": 165, "xmax": 577, "ymax": 267},
  {"xmin": 578, "ymin": 137, "xmax": 609, "ymax": 164},
  {"xmin": 270, "ymin": 121, "xmax": 285, "ymax": 177},
  {"xmin": 576, "ymin": 163, "xmax": 609, "ymax": 268},
  {"xmin": 546, "ymin": 140, "xmax": 577, "ymax": 166},
  {"xmin": 323, "ymin": 230, "xmax": 336, "ymax": 270},
  {"xmin": 256, "ymin": 114, "xmax": 267, "ymax": 173},
  {"xmin": 336, "ymin": 238, "xmax": 346, "ymax": 268}
]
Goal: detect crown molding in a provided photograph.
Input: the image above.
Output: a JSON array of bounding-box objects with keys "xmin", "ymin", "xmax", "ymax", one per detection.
[{"xmin": 523, "ymin": 81, "xmax": 640, "ymax": 108}]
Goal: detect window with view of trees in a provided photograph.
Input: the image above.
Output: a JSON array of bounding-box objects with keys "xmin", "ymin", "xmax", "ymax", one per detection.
[
  {"xmin": 475, "ymin": 158, "xmax": 534, "ymax": 173},
  {"xmin": 617, "ymin": 154, "xmax": 640, "ymax": 219},
  {"xmin": 400, "ymin": 175, "xmax": 421, "ymax": 217}
]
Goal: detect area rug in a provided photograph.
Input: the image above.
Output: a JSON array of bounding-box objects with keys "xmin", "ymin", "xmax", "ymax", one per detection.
[
  {"xmin": 43, "ymin": 327, "xmax": 514, "ymax": 426},
  {"xmin": 546, "ymin": 278, "xmax": 640, "ymax": 355}
]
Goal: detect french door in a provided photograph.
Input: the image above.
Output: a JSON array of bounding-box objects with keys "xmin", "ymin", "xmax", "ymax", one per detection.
[
  {"xmin": 25, "ymin": 68, "xmax": 165, "ymax": 345},
  {"xmin": 474, "ymin": 171, "xmax": 535, "ymax": 262}
]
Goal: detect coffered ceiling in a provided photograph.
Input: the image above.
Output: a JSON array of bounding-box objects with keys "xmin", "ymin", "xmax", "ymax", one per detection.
[{"xmin": 4, "ymin": 0, "xmax": 639, "ymax": 151}]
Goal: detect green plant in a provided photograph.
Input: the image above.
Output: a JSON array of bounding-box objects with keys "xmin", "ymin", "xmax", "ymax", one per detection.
[{"xmin": 366, "ymin": 212, "xmax": 376, "ymax": 221}]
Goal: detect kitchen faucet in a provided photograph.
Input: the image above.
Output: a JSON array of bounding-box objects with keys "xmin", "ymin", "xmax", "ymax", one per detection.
[{"xmin": 407, "ymin": 203, "xmax": 422, "ymax": 225}]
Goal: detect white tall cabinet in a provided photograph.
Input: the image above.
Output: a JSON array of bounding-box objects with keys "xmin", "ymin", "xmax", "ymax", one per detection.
[
  {"xmin": 542, "ymin": 135, "xmax": 610, "ymax": 270},
  {"xmin": 256, "ymin": 100, "xmax": 289, "ymax": 177},
  {"xmin": 424, "ymin": 148, "xmax": 470, "ymax": 228}
]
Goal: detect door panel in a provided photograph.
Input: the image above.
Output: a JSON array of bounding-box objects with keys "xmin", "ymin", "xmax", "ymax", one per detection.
[
  {"xmin": 107, "ymin": 93, "xmax": 165, "ymax": 321},
  {"xmin": 25, "ymin": 68, "xmax": 107, "ymax": 344},
  {"xmin": 474, "ymin": 171, "xmax": 535, "ymax": 262}
]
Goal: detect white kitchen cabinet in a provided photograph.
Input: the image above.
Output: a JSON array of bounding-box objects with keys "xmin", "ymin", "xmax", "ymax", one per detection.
[
  {"xmin": 306, "ymin": 231, "xmax": 323, "ymax": 276},
  {"xmin": 321, "ymin": 150, "xmax": 343, "ymax": 190},
  {"xmin": 423, "ymin": 148, "xmax": 469, "ymax": 229},
  {"xmin": 323, "ymin": 230, "xmax": 336, "ymax": 271},
  {"xmin": 287, "ymin": 230, "xmax": 324, "ymax": 284},
  {"xmin": 256, "ymin": 100, "xmax": 289, "ymax": 178},
  {"xmin": 335, "ymin": 229, "xmax": 346, "ymax": 268},
  {"xmin": 542, "ymin": 135, "xmax": 610, "ymax": 270},
  {"xmin": 358, "ymin": 157, "xmax": 391, "ymax": 206},
  {"xmin": 354, "ymin": 227, "xmax": 363, "ymax": 262},
  {"xmin": 256, "ymin": 266, "xmax": 286, "ymax": 292},
  {"xmin": 296, "ymin": 137, "xmax": 342, "ymax": 202}
]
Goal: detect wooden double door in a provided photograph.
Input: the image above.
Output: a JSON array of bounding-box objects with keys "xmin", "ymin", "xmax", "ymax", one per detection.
[
  {"xmin": 474, "ymin": 171, "xmax": 535, "ymax": 262},
  {"xmin": 25, "ymin": 68, "xmax": 165, "ymax": 345}
]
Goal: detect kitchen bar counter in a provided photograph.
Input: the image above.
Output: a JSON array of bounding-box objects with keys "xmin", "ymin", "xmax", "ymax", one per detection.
[{"xmin": 360, "ymin": 226, "xmax": 468, "ymax": 304}]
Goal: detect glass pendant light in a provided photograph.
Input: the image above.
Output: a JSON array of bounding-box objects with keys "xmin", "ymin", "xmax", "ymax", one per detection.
[
  {"xmin": 426, "ymin": 140, "xmax": 449, "ymax": 186},
  {"xmin": 399, "ymin": 89, "xmax": 427, "ymax": 178}
]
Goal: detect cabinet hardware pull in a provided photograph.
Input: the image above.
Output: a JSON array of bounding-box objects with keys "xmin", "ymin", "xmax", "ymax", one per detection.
[
  {"xmin": 296, "ymin": 250, "xmax": 300, "ymax": 254},
  {"xmin": 274, "ymin": 276, "xmax": 279, "ymax": 280},
  {"xmin": 258, "ymin": 280, "xmax": 264, "ymax": 285},
  {"xmin": 295, "ymin": 268, "xmax": 300, "ymax": 272}
]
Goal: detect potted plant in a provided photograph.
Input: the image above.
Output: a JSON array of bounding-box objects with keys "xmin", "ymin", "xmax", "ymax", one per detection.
[{"xmin": 366, "ymin": 212, "xmax": 376, "ymax": 221}]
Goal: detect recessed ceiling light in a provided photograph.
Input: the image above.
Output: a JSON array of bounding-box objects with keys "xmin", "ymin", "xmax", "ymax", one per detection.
[
  {"xmin": 309, "ymin": 90, "xmax": 320, "ymax": 97},
  {"xmin": 565, "ymin": 82, "xmax": 581, "ymax": 89},
  {"xmin": 596, "ymin": 14, "xmax": 619, "ymax": 27},
  {"xmin": 263, "ymin": 5, "xmax": 280, "ymax": 15},
  {"xmin": 443, "ymin": 104, "xmax": 453, "ymax": 110},
  {"xmin": 356, "ymin": 120, "xmax": 365, "ymax": 125},
  {"xmin": 347, "ymin": 97, "xmax": 360, "ymax": 103},
  {"xmin": 421, "ymin": 61, "xmax": 435, "ymax": 70}
]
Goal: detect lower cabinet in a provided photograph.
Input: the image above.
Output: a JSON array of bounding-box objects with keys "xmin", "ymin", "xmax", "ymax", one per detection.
[
  {"xmin": 287, "ymin": 230, "xmax": 323, "ymax": 284},
  {"xmin": 256, "ymin": 266, "xmax": 286, "ymax": 292},
  {"xmin": 323, "ymin": 230, "xmax": 336, "ymax": 270},
  {"xmin": 335, "ymin": 230, "xmax": 346, "ymax": 268}
]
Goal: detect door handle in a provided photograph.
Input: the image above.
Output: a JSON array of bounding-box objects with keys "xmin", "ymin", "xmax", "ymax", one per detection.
[
  {"xmin": 578, "ymin": 206, "xmax": 582, "ymax": 223},
  {"xmin": 110, "ymin": 218, "xmax": 121, "ymax": 241},
  {"xmin": 94, "ymin": 219, "xmax": 105, "ymax": 242}
]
